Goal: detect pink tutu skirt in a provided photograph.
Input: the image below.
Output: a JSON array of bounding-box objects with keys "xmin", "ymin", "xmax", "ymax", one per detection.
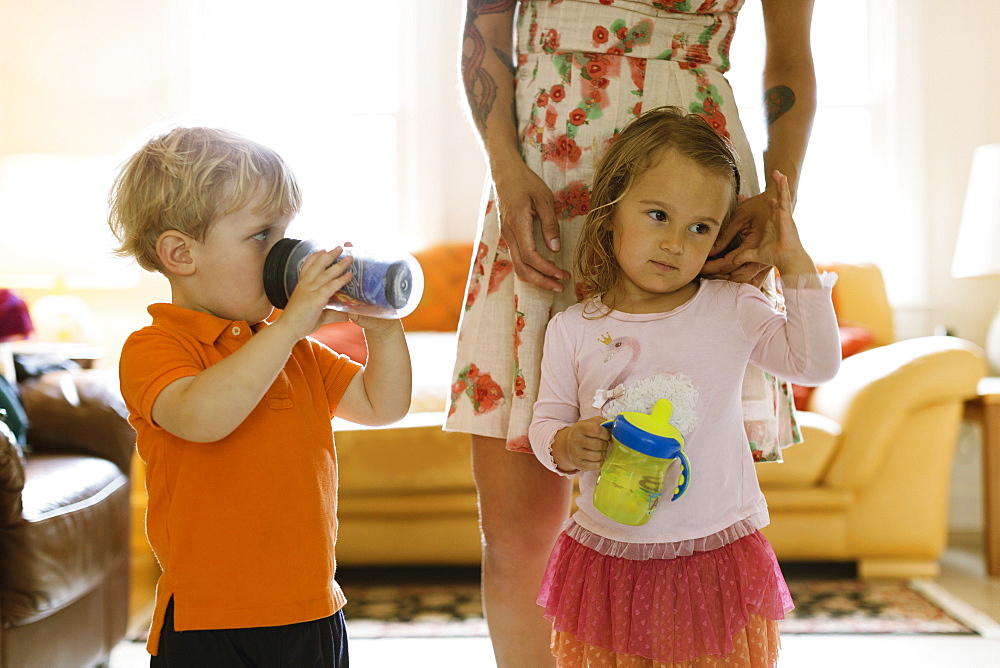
[{"xmin": 538, "ymin": 527, "xmax": 792, "ymax": 666}]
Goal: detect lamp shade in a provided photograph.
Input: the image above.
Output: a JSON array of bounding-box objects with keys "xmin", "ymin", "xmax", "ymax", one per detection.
[{"xmin": 952, "ymin": 143, "xmax": 1000, "ymax": 279}]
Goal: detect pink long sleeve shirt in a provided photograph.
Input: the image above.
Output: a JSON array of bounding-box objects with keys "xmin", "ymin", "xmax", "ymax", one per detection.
[{"xmin": 529, "ymin": 276, "xmax": 841, "ymax": 548}]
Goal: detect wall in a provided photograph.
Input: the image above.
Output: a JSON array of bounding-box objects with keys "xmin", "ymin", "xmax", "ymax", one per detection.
[{"xmin": 901, "ymin": 1, "xmax": 1000, "ymax": 531}]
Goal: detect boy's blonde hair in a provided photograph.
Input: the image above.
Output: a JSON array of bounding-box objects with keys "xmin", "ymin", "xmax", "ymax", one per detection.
[
  {"xmin": 575, "ymin": 106, "xmax": 741, "ymax": 307},
  {"xmin": 108, "ymin": 127, "xmax": 302, "ymax": 272}
]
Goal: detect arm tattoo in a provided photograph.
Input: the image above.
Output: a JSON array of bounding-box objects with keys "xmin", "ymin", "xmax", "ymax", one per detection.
[
  {"xmin": 462, "ymin": 1, "xmax": 517, "ymax": 138},
  {"xmin": 764, "ymin": 85, "xmax": 795, "ymax": 126}
]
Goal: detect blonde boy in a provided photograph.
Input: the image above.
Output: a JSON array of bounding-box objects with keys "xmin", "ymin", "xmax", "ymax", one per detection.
[{"xmin": 109, "ymin": 127, "xmax": 410, "ymax": 666}]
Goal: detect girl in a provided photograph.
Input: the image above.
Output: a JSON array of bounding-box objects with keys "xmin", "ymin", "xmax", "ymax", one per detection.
[{"xmin": 528, "ymin": 107, "xmax": 841, "ymax": 667}]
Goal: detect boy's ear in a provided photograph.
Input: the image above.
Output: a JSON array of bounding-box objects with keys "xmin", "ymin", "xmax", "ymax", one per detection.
[{"xmin": 156, "ymin": 230, "xmax": 196, "ymax": 276}]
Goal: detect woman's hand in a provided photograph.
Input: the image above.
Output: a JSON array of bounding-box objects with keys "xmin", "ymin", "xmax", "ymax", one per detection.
[
  {"xmin": 552, "ymin": 416, "xmax": 611, "ymax": 472},
  {"xmin": 702, "ymin": 191, "xmax": 775, "ymax": 285},
  {"xmin": 493, "ymin": 160, "xmax": 570, "ymax": 292},
  {"xmin": 728, "ymin": 171, "xmax": 816, "ymax": 277}
]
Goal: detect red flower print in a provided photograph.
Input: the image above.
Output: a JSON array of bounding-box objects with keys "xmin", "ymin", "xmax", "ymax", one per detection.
[
  {"xmin": 550, "ymin": 85, "xmax": 566, "ymax": 102},
  {"xmin": 616, "ymin": 27, "xmax": 628, "ymax": 40},
  {"xmin": 545, "ymin": 107, "xmax": 558, "ymax": 129},
  {"xmin": 452, "ymin": 363, "xmax": 504, "ymax": 415},
  {"xmin": 593, "ymin": 26, "xmax": 609, "ymax": 44},
  {"xmin": 543, "ymin": 134, "xmax": 583, "ymax": 167},
  {"xmin": 488, "ymin": 257, "xmax": 514, "ymax": 294},
  {"xmin": 632, "ymin": 101, "xmax": 643, "ymax": 117},
  {"xmin": 471, "ymin": 374, "xmax": 503, "ymax": 413},
  {"xmin": 607, "ymin": 46, "xmax": 624, "ymax": 56},
  {"xmin": 599, "ymin": 0, "xmax": 614, "ymax": 5},
  {"xmin": 629, "ymin": 57, "xmax": 647, "ymax": 90},
  {"xmin": 553, "ymin": 181, "xmax": 591, "ymax": 219},
  {"xmin": 537, "ymin": 91, "xmax": 550, "ymax": 107},
  {"xmin": 514, "ymin": 374, "xmax": 527, "ymax": 397},
  {"xmin": 506, "ymin": 435, "xmax": 532, "ymax": 453},
  {"xmin": 586, "ymin": 58, "xmax": 608, "ymax": 79},
  {"xmin": 542, "ymin": 29, "xmax": 560, "ymax": 53},
  {"xmin": 592, "ymin": 77, "xmax": 610, "ymax": 89},
  {"xmin": 687, "ymin": 43, "xmax": 710, "ymax": 66},
  {"xmin": 569, "ymin": 108, "xmax": 588, "ymax": 126}
]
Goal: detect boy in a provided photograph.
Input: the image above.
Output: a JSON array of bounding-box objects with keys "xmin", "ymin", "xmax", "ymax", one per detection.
[{"xmin": 109, "ymin": 127, "xmax": 411, "ymax": 666}]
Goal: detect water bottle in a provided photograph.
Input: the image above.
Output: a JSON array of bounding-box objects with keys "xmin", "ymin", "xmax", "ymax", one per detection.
[
  {"xmin": 263, "ymin": 238, "xmax": 424, "ymax": 319},
  {"xmin": 592, "ymin": 398, "xmax": 691, "ymax": 526}
]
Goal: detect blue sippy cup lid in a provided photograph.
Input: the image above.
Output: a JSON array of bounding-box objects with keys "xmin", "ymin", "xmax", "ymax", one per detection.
[{"xmin": 602, "ymin": 398, "xmax": 684, "ymax": 459}]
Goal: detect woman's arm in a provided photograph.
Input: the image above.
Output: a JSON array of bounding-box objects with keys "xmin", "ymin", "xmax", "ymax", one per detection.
[
  {"xmin": 705, "ymin": 0, "xmax": 817, "ymax": 281},
  {"xmin": 461, "ymin": 1, "xmax": 569, "ymax": 291},
  {"xmin": 759, "ymin": 0, "xmax": 817, "ymax": 200}
]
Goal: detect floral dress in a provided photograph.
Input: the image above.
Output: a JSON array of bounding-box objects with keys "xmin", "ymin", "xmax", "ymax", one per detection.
[{"xmin": 446, "ymin": 0, "xmax": 800, "ymax": 463}]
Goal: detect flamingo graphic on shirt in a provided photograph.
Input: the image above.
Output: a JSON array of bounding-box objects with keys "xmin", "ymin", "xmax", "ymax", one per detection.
[{"xmin": 593, "ymin": 331, "xmax": 699, "ymax": 436}]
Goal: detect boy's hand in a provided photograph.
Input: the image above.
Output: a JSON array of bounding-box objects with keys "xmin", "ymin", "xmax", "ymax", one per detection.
[
  {"xmin": 278, "ymin": 247, "xmax": 356, "ymax": 339},
  {"xmin": 552, "ymin": 416, "xmax": 611, "ymax": 473}
]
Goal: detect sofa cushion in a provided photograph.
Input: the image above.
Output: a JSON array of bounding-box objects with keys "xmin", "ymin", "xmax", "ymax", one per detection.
[
  {"xmin": 0, "ymin": 419, "xmax": 25, "ymax": 527},
  {"xmin": 335, "ymin": 416, "xmax": 473, "ymax": 494},
  {"xmin": 0, "ymin": 453, "xmax": 128, "ymax": 628},
  {"xmin": 792, "ymin": 325, "xmax": 876, "ymax": 411},
  {"xmin": 19, "ymin": 370, "xmax": 135, "ymax": 475},
  {"xmin": 756, "ymin": 411, "xmax": 842, "ymax": 487}
]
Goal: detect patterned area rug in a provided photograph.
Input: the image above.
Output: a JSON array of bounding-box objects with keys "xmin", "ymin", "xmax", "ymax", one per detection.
[{"xmin": 338, "ymin": 570, "xmax": 995, "ymax": 639}]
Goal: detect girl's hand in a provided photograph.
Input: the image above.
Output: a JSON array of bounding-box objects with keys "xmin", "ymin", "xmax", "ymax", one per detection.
[
  {"xmin": 493, "ymin": 160, "xmax": 570, "ymax": 292},
  {"xmin": 729, "ymin": 171, "xmax": 816, "ymax": 277},
  {"xmin": 552, "ymin": 416, "xmax": 611, "ymax": 472},
  {"xmin": 278, "ymin": 247, "xmax": 356, "ymax": 339}
]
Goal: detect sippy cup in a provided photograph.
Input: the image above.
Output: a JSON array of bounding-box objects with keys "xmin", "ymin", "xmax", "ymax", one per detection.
[
  {"xmin": 263, "ymin": 238, "xmax": 424, "ymax": 319},
  {"xmin": 592, "ymin": 398, "xmax": 691, "ymax": 526}
]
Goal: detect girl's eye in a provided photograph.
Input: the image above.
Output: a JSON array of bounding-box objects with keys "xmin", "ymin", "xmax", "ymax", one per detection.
[
  {"xmin": 252, "ymin": 230, "xmax": 269, "ymax": 242},
  {"xmin": 646, "ymin": 210, "xmax": 667, "ymax": 223},
  {"xmin": 689, "ymin": 222, "xmax": 711, "ymax": 235}
]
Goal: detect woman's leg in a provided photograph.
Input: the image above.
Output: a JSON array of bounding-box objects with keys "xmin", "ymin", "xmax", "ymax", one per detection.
[{"xmin": 472, "ymin": 434, "xmax": 574, "ymax": 667}]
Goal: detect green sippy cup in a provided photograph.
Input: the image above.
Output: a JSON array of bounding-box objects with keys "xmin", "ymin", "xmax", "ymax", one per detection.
[{"xmin": 593, "ymin": 398, "xmax": 692, "ymax": 526}]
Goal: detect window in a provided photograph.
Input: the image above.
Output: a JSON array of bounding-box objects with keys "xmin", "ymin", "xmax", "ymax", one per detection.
[
  {"xmin": 729, "ymin": 1, "xmax": 920, "ymax": 305},
  {"xmin": 189, "ymin": 0, "xmax": 406, "ymax": 251}
]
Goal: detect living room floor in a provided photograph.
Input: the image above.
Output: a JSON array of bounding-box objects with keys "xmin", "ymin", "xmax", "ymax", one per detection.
[{"xmin": 110, "ymin": 531, "xmax": 1000, "ymax": 668}]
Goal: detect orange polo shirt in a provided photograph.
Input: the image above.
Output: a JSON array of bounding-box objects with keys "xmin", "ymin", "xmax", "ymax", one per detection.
[{"xmin": 120, "ymin": 303, "xmax": 361, "ymax": 655}]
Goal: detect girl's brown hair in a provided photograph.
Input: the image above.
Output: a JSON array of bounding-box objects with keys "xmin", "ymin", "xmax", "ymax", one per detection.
[
  {"xmin": 574, "ymin": 106, "xmax": 741, "ymax": 309},
  {"xmin": 108, "ymin": 127, "xmax": 302, "ymax": 272}
]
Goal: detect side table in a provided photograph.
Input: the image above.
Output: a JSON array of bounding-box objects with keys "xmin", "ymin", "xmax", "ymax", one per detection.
[{"xmin": 964, "ymin": 376, "xmax": 1000, "ymax": 577}]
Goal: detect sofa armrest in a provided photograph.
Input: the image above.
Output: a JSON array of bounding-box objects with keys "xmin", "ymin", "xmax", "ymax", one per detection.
[
  {"xmin": 19, "ymin": 369, "xmax": 135, "ymax": 475},
  {"xmin": 0, "ymin": 418, "xmax": 25, "ymax": 527},
  {"xmin": 808, "ymin": 336, "xmax": 984, "ymax": 489}
]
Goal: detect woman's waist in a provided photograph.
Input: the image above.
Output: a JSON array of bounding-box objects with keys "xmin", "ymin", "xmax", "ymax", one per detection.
[{"xmin": 517, "ymin": 0, "xmax": 741, "ymax": 71}]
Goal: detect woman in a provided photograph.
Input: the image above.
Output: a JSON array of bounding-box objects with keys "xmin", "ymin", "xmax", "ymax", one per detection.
[{"xmin": 449, "ymin": 2, "xmax": 816, "ymax": 664}]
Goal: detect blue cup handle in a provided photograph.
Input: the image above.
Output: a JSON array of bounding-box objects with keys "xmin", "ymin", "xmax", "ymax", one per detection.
[{"xmin": 671, "ymin": 450, "xmax": 691, "ymax": 501}]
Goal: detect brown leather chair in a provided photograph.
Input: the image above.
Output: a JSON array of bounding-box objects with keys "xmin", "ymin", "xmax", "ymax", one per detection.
[{"xmin": 0, "ymin": 368, "xmax": 134, "ymax": 668}]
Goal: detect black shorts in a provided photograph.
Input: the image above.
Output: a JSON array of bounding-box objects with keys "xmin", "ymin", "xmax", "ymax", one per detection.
[{"xmin": 151, "ymin": 597, "xmax": 349, "ymax": 667}]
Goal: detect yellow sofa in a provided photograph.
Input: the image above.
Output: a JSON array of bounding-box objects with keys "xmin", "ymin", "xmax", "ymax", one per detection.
[
  {"xmin": 334, "ymin": 255, "xmax": 986, "ymax": 579},
  {"xmin": 128, "ymin": 250, "xmax": 985, "ymax": 584}
]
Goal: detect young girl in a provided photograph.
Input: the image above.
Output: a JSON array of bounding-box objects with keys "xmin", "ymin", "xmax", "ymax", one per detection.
[{"xmin": 528, "ymin": 107, "xmax": 841, "ymax": 667}]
